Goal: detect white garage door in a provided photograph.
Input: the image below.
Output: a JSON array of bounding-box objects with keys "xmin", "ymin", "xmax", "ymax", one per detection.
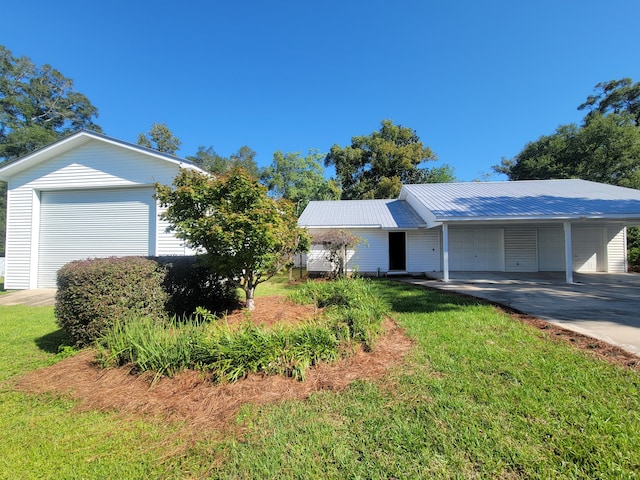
[
  {"xmin": 38, "ymin": 188, "xmax": 154, "ymax": 287},
  {"xmin": 572, "ymin": 226, "xmax": 606, "ymax": 272},
  {"xmin": 449, "ymin": 228, "xmax": 504, "ymax": 271}
]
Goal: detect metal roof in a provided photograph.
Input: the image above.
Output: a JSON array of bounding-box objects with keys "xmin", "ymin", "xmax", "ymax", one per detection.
[
  {"xmin": 298, "ymin": 199, "xmax": 426, "ymax": 229},
  {"xmin": 400, "ymin": 179, "xmax": 640, "ymax": 221}
]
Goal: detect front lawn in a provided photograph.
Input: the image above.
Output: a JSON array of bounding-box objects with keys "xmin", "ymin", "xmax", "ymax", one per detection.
[{"xmin": 1, "ymin": 279, "xmax": 639, "ymax": 478}]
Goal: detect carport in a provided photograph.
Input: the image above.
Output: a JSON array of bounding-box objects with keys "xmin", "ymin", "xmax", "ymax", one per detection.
[{"xmin": 398, "ymin": 181, "xmax": 640, "ymax": 283}]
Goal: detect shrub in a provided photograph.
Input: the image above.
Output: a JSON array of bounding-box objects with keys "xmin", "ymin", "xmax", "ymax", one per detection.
[
  {"xmin": 98, "ymin": 277, "xmax": 387, "ymax": 382},
  {"xmin": 154, "ymin": 256, "xmax": 239, "ymax": 318},
  {"xmin": 55, "ymin": 257, "xmax": 168, "ymax": 346}
]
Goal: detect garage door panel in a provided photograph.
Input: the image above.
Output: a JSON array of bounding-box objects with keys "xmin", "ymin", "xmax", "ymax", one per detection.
[
  {"xmin": 38, "ymin": 188, "xmax": 153, "ymax": 287},
  {"xmin": 449, "ymin": 228, "xmax": 504, "ymax": 271}
]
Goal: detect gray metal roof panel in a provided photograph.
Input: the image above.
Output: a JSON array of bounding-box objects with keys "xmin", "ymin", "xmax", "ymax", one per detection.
[
  {"xmin": 298, "ymin": 199, "xmax": 425, "ymax": 228},
  {"xmin": 401, "ymin": 179, "xmax": 640, "ymax": 219}
]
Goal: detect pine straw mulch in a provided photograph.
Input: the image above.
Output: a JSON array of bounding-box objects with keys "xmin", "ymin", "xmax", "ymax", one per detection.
[
  {"xmin": 14, "ymin": 293, "xmax": 640, "ymax": 437},
  {"xmin": 15, "ymin": 296, "xmax": 414, "ymax": 433}
]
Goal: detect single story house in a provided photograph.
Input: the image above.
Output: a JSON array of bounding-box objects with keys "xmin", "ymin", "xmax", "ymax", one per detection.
[
  {"xmin": 0, "ymin": 130, "xmax": 203, "ymax": 289},
  {"xmin": 298, "ymin": 180, "xmax": 640, "ymax": 283}
]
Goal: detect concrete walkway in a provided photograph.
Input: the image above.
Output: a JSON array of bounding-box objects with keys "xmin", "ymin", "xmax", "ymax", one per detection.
[
  {"xmin": 401, "ymin": 272, "xmax": 640, "ymax": 357},
  {"xmin": 0, "ymin": 289, "xmax": 57, "ymax": 307}
]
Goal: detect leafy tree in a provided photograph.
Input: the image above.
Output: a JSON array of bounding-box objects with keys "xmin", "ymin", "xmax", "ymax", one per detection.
[
  {"xmin": 137, "ymin": 123, "xmax": 182, "ymax": 155},
  {"xmin": 311, "ymin": 230, "xmax": 363, "ymax": 278},
  {"xmin": 0, "ymin": 45, "xmax": 101, "ymax": 161},
  {"xmin": 186, "ymin": 146, "xmax": 227, "ymax": 173},
  {"xmin": 260, "ymin": 149, "xmax": 341, "ymax": 214},
  {"xmin": 155, "ymin": 168, "xmax": 309, "ymax": 310},
  {"xmin": 494, "ymin": 80, "xmax": 640, "ymax": 189},
  {"xmin": 578, "ymin": 78, "xmax": 640, "ymax": 126},
  {"xmin": 325, "ymin": 119, "xmax": 443, "ymax": 199},
  {"xmin": 186, "ymin": 145, "xmax": 260, "ymax": 178}
]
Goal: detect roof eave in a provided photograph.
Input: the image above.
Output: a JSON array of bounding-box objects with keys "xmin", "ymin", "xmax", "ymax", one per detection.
[
  {"xmin": 435, "ymin": 214, "xmax": 640, "ymax": 223},
  {"xmin": 0, "ymin": 130, "xmax": 202, "ymax": 180}
]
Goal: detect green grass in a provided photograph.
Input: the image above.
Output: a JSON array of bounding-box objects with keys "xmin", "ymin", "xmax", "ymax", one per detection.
[{"xmin": 1, "ymin": 279, "xmax": 639, "ymax": 478}]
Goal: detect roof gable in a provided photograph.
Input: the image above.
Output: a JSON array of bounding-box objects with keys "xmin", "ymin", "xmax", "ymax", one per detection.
[{"xmin": 0, "ymin": 130, "xmax": 200, "ymax": 181}]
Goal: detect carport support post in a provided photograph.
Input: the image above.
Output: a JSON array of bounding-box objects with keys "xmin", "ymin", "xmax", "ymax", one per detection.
[
  {"xmin": 442, "ymin": 222, "xmax": 450, "ymax": 282},
  {"xmin": 564, "ymin": 221, "xmax": 573, "ymax": 284}
]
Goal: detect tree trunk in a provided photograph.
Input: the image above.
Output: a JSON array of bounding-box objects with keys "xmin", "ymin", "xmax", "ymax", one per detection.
[{"xmin": 245, "ymin": 287, "xmax": 256, "ymax": 311}]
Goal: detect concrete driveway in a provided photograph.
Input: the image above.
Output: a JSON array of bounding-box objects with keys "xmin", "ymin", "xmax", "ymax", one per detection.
[
  {"xmin": 403, "ymin": 272, "xmax": 640, "ymax": 357},
  {"xmin": 0, "ymin": 289, "xmax": 57, "ymax": 307}
]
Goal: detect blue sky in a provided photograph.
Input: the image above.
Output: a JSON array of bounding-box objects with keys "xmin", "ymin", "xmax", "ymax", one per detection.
[{"xmin": 3, "ymin": 0, "xmax": 639, "ymax": 181}]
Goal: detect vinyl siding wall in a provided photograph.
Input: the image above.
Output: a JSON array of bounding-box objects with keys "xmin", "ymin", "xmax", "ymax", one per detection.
[
  {"xmin": 4, "ymin": 140, "xmax": 191, "ymax": 289},
  {"xmin": 607, "ymin": 226, "xmax": 627, "ymax": 272},
  {"xmin": 306, "ymin": 228, "xmax": 440, "ymax": 275}
]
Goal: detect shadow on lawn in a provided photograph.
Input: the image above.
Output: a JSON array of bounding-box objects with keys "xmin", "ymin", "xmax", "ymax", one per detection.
[
  {"xmin": 379, "ymin": 279, "xmax": 483, "ymax": 314},
  {"xmin": 36, "ymin": 329, "xmax": 73, "ymax": 354}
]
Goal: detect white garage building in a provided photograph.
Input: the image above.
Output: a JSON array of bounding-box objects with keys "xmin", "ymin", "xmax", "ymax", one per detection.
[
  {"xmin": 299, "ymin": 180, "xmax": 640, "ymax": 282},
  {"xmin": 0, "ymin": 130, "xmax": 201, "ymax": 289}
]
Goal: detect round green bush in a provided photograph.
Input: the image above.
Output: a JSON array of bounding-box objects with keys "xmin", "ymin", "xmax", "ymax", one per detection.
[{"xmin": 55, "ymin": 256, "xmax": 168, "ymax": 346}]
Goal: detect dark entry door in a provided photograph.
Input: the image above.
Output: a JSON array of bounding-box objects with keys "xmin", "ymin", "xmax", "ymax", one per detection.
[{"xmin": 389, "ymin": 232, "xmax": 406, "ymax": 271}]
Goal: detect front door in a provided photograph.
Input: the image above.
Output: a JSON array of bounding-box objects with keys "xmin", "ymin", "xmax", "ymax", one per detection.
[{"xmin": 389, "ymin": 232, "xmax": 406, "ymax": 271}]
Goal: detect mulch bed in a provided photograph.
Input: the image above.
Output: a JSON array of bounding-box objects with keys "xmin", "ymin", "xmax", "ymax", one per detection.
[
  {"xmin": 13, "ymin": 293, "xmax": 640, "ymax": 436},
  {"xmin": 15, "ymin": 297, "xmax": 413, "ymax": 432}
]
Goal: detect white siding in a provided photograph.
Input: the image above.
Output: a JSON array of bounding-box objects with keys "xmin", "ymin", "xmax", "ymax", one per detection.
[
  {"xmin": 538, "ymin": 226, "xmax": 565, "ymax": 271},
  {"xmin": 572, "ymin": 226, "xmax": 606, "ymax": 272},
  {"xmin": 4, "ymin": 139, "xmax": 189, "ymax": 289},
  {"xmin": 504, "ymin": 227, "xmax": 538, "ymax": 272},
  {"xmin": 607, "ymin": 226, "xmax": 626, "ymax": 273},
  {"xmin": 307, "ymin": 228, "xmax": 440, "ymax": 275},
  {"xmin": 347, "ymin": 229, "xmax": 388, "ymax": 273},
  {"xmin": 4, "ymin": 188, "xmax": 33, "ymax": 289},
  {"xmin": 406, "ymin": 229, "xmax": 440, "ymax": 272},
  {"xmin": 307, "ymin": 244, "xmax": 333, "ymax": 272}
]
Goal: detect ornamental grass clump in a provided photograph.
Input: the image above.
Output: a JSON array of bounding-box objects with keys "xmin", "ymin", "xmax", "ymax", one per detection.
[
  {"xmin": 198, "ymin": 322, "xmax": 340, "ymax": 382},
  {"xmin": 99, "ymin": 277, "xmax": 386, "ymax": 383},
  {"xmin": 288, "ymin": 277, "xmax": 387, "ymax": 351},
  {"xmin": 98, "ymin": 316, "xmax": 204, "ymax": 382}
]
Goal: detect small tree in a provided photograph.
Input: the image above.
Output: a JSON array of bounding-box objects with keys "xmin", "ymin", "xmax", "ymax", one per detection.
[
  {"xmin": 312, "ymin": 230, "xmax": 362, "ymax": 278},
  {"xmin": 155, "ymin": 168, "xmax": 309, "ymax": 310}
]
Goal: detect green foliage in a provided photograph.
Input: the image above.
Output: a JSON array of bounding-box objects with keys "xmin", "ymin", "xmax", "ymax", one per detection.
[
  {"xmin": 155, "ymin": 255, "xmax": 239, "ymax": 318},
  {"xmin": 100, "ymin": 278, "xmax": 385, "ymax": 381},
  {"xmin": 495, "ymin": 114, "xmax": 640, "ymax": 188},
  {"xmin": 310, "ymin": 230, "xmax": 363, "ymax": 278},
  {"xmin": 325, "ymin": 119, "xmax": 452, "ymax": 199},
  {"xmin": 156, "ymin": 167, "xmax": 310, "ymax": 310},
  {"xmin": 136, "ymin": 122, "xmax": 181, "ymax": 154},
  {"xmin": 55, "ymin": 257, "xmax": 168, "ymax": 346},
  {"xmin": 0, "ymin": 45, "xmax": 101, "ymax": 161},
  {"xmin": 98, "ymin": 316, "xmax": 204, "ymax": 382},
  {"xmin": 495, "ymin": 78, "xmax": 640, "ymax": 190},
  {"xmin": 260, "ymin": 149, "xmax": 341, "ymax": 213},
  {"xmin": 187, "ymin": 145, "xmax": 260, "ymax": 178},
  {"xmin": 288, "ymin": 277, "xmax": 387, "ymax": 350},
  {"xmin": 199, "ymin": 321, "xmax": 340, "ymax": 382},
  {"xmin": 578, "ymin": 77, "xmax": 640, "ymax": 126}
]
